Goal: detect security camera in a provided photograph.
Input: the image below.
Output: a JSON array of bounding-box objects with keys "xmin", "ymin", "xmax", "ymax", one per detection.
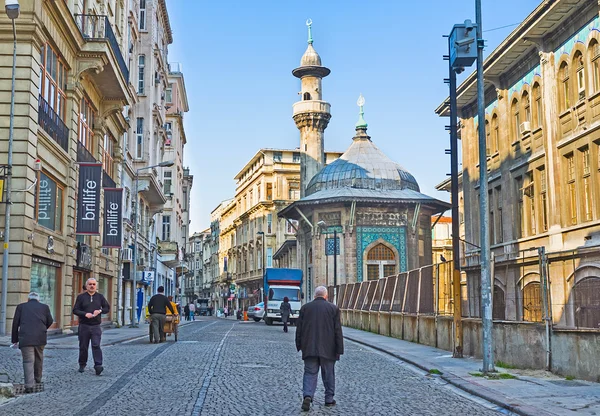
[
  {"xmin": 455, "ymin": 37, "xmax": 475, "ymax": 48},
  {"xmin": 464, "ymin": 19, "xmax": 474, "ymax": 32},
  {"xmin": 454, "ymin": 67, "xmax": 465, "ymax": 74}
]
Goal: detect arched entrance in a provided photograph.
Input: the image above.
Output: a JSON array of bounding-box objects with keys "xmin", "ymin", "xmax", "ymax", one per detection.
[
  {"xmin": 366, "ymin": 243, "xmax": 396, "ymax": 280},
  {"xmin": 573, "ymin": 277, "xmax": 600, "ymax": 328}
]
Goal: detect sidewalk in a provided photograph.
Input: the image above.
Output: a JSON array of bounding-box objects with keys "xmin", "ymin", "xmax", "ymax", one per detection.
[
  {"xmin": 0, "ymin": 320, "xmax": 195, "ymax": 349},
  {"xmin": 343, "ymin": 327, "xmax": 600, "ymax": 416}
]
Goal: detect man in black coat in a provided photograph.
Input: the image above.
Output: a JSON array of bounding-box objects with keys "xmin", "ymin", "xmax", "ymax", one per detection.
[
  {"xmin": 295, "ymin": 286, "xmax": 344, "ymax": 411},
  {"xmin": 11, "ymin": 292, "xmax": 54, "ymax": 393},
  {"xmin": 147, "ymin": 286, "xmax": 176, "ymax": 343},
  {"xmin": 73, "ymin": 277, "xmax": 110, "ymax": 375}
]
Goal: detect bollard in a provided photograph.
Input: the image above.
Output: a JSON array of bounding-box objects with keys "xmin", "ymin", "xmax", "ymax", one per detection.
[{"xmin": 243, "ymin": 311, "xmax": 248, "ymax": 321}]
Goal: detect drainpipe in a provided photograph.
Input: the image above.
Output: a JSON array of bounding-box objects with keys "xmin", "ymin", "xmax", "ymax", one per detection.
[{"xmin": 539, "ymin": 246, "xmax": 552, "ymax": 371}]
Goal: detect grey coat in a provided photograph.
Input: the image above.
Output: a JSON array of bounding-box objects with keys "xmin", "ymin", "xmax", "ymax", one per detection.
[{"xmin": 280, "ymin": 301, "xmax": 292, "ymax": 323}]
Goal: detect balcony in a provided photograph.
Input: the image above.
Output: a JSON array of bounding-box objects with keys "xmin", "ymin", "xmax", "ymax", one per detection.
[
  {"xmin": 74, "ymin": 14, "xmax": 130, "ymax": 100},
  {"xmin": 77, "ymin": 141, "xmax": 96, "ymax": 163},
  {"xmin": 292, "ymin": 100, "xmax": 331, "ymax": 118},
  {"xmin": 137, "ymin": 170, "xmax": 167, "ymax": 212},
  {"xmin": 38, "ymin": 95, "xmax": 69, "ymax": 153}
]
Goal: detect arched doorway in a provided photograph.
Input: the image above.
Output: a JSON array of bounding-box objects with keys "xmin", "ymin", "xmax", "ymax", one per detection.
[
  {"xmin": 523, "ymin": 282, "xmax": 542, "ymax": 322},
  {"xmin": 366, "ymin": 243, "xmax": 396, "ymax": 280},
  {"xmin": 493, "ymin": 285, "xmax": 506, "ymax": 320},
  {"xmin": 573, "ymin": 277, "xmax": 600, "ymax": 328}
]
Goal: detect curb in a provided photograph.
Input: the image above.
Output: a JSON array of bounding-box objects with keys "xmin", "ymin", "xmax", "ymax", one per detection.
[{"xmin": 344, "ymin": 335, "xmax": 555, "ymax": 416}]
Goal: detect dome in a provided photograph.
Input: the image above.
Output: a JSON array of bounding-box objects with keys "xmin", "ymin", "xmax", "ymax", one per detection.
[
  {"xmin": 305, "ymin": 128, "xmax": 420, "ymax": 196},
  {"xmin": 300, "ymin": 43, "xmax": 322, "ymax": 66}
]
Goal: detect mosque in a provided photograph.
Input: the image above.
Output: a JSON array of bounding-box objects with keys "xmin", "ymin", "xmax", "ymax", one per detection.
[{"xmin": 278, "ymin": 21, "xmax": 450, "ymax": 299}]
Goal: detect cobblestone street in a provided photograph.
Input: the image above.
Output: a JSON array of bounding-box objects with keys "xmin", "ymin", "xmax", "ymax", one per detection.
[{"xmin": 0, "ymin": 319, "xmax": 505, "ymax": 415}]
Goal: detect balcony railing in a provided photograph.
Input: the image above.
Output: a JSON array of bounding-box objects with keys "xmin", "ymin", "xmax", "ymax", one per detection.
[
  {"xmin": 74, "ymin": 14, "xmax": 129, "ymax": 82},
  {"xmin": 38, "ymin": 95, "xmax": 69, "ymax": 152},
  {"xmin": 77, "ymin": 141, "xmax": 96, "ymax": 163},
  {"xmin": 102, "ymin": 169, "xmax": 116, "ymax": 188}
]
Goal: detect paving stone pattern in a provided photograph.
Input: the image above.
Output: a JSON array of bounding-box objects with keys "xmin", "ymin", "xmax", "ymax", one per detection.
[{"xmin": 0, "ymin": 319, "xmax": 500, "ymax": 415}]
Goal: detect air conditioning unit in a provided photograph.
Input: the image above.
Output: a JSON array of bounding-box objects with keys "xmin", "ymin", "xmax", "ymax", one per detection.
[
  {"xmin": 520, "ymin": 121, "xmax": 531, "ymax": 135},
  {"xmin": 122, "ymin": 248, "xmax": 133, "ymax": 262}
]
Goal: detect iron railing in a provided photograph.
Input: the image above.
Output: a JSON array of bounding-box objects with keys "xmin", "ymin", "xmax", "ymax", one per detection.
[
  {"xmin": 38, "ymin": 95, "xmax": 69, "ymax": 152},
  {"xmin": 74, "ymin": 14, "xmax": 129, "ymax": 82}
]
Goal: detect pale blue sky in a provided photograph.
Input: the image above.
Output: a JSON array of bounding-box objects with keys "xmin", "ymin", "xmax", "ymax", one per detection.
[{"xmin": 167, "ymin": 0, "xmax": 540, "ymax": 233}]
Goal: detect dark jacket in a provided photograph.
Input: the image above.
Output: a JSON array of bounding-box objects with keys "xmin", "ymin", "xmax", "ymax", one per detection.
[
  {"xmin": 280, "ymin": 301, "xmax": 292, "ymax": 322},
  {"xmin": 11, "ymin": 299, "xmax": 54, "ymax": 347},
  {"xmin": 72, "ymin": 291, "xmax": 110, "ymax": 326},
  {"xmin": 148, "ymin": 294, "xmax": 175, "ymax": 315},
  {"xmin": 296, "ymin": 297, "xmax": 344, "ymax": 361}
]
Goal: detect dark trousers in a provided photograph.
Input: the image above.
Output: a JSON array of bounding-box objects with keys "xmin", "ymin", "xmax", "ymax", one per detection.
[
  {"xmin": 282, "ymin": 315, "xmax": 289, "ymax": 332},
  {"xmin": 78, "ymin": 324, "xmax": 103, "ymax": 367},
  {"xmin": 303, "ymin": 357, "xmax": 336, "ymax": 403},
  {"xmin": 21, "ymin": 346, "xmax": 45, "ymax": 388},
  {"xmin": 150, "ymin": 313, "xmax": 166, "ymax": 342}
]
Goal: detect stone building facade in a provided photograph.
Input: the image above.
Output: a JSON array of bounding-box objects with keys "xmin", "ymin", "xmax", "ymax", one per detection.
[{"xmin": 435, "ymin": 0, "xmax": 600, "ymax": 329}]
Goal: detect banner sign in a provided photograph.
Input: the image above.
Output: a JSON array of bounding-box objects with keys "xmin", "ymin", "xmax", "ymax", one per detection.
[
  {"xmin": 76, "ymin": 163, "xmax": 102, "ymax": 234},
  {"xmin": 102, "ymin": 188, "xmax": 123, "ymax": 248}
]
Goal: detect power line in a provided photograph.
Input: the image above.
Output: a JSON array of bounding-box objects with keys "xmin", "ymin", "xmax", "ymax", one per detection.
[{"xmin": 484, "ymin": 22, "xmax": 520, "ymax": 33}]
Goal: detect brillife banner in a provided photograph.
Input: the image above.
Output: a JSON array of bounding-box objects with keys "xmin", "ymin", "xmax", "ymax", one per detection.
[
  {"xmin": 76, "ymin": 163, "xmax": 102, "ymax": 235},
  {"xmin": 102, "ymin": 188, "xmax": 123, "ymax": 248}
]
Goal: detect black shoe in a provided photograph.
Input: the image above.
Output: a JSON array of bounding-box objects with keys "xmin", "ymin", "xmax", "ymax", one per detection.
[
  {"xmin": 25, "ymin": 387, "xmax": 34, "ymax": 394},
  {"xmin": 78, "ymin": 365, "xmax": 85, "ymax": 373},
  {"xmin": 94, "ymin": 365, "xmax": 103, "ymax": 376},
  {"xmin": 301, "ymin": 397, "xmax": 312, "ymax": 411},
  {"xmin": 325, "ymin": 400, "xmax": 336, "ymax": 407}
]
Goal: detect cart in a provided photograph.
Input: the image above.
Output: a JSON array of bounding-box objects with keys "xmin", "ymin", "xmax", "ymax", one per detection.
[{"xmin": 148, "ymin": 313, "xmax": 180, "ymax": 342}]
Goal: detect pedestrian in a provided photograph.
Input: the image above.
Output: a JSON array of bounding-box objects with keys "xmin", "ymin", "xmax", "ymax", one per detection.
[
  {"xmin": 295, "ymin": 286, "xmax": 344, "ymax": 411},
  {"xmin": 189, "ymin": 302, "xmax": 196, "ymax": 321},
  {"xmin": 223, "ymin": 306, "xmax": 228, "ymax": 317},
  {"xmin": 280, "ymin": 296, "xmax": 292, "ymax": 333},
  {"xmin": 147, "ymin": 286, "xmax": 176, "ymax": 344},
  {"xmin": 72, "ymin": 277, "xmax": 110, "ymax": 375},
  {"xmin": 184, "ymin": 303, "xmax": 190, "ymax": 321},
  {"xmin": 11, "ymin": 292, "xmax": 54, "ymax": 393}
]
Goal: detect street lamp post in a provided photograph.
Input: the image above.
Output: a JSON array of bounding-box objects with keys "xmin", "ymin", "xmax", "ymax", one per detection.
[
  {"xmin": 130, "ymin": 160, "xmax": 174, "ymax": 328},
  {"xmin": 0, "ymin": 0, "xmax": 19, "ymax": 336},
  {"xmin": 317, "ymin": 221, "xmax": 337, "ymax": 303}
]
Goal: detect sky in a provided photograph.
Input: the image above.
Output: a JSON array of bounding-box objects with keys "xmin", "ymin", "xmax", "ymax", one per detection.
[{"xmin": 166, "ymin": 0, "xmax": 541, "ymax": 234}]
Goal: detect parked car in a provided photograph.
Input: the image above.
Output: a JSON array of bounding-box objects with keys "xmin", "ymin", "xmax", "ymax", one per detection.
[{"xmin": 247, "ymin": 302, "xmax": 264, "ymax": 322}]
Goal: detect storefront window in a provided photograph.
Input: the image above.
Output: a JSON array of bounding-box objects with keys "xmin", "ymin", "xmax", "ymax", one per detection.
[
  {"xmin": 31, "ymin": 258, "xmax": 60, "ymax": 325},
  {"xmin": 35, "ymin": 171, "xmax": 63, "ymax": 232}
]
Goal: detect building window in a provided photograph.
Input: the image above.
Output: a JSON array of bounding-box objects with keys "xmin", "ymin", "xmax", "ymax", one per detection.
[
  {"xmin": 163, "ymin": 170, "xmax": 172, "ymax": 195},
  {"xmin": 267, "ymin": 214, "xmax": 272, "ymax": 234},
  {"xmin": 136, "ymin": 117, "xmax": 143, "ymax": 159},
  {"xmin": 102, "ymin": 133, "xmax": 115, "ymax": 178},
  {"xmin": 566, "ymin": 153, "xmax": 577, "ymax": 225},
  {"xmin": 511, "ymin": 99, "xmax": 519, "ymax": 141},
  {"xmin": 539, "ymin": 167, "xmax": 548, "ymax": 232},
  {"xmin": 581, "ymin": 147, "xmax": 592, "ymax": 221},
  {"xmin": 35, "ymin": 171, "xmax": 63, "ymax": 232},
  {"xmin": 485, "ymin": 120, "xmax": 490, "ymax": 155},
  {"xmin": 286, "ymin": 219, "xmax": 298, "ymax": 234},
  {"xmin": 515, "ymin": 176, "xmax": 523, "ymax": 239},
  {"xmin": 495, "ymin": 186, "xmax": 503, "ymax": 243},
  {"xmin": 591, "ymin": 40, "xmax": 600, "ymax": 93},
  {"xmin": 257, "ymin": 185, "xmax": 261, "ymax": 202},
  {"xmin": 266, "ymin": 183, "xmax": 272, "ymax": 200},
  {"xmin": 532, "ymin": 83, "xmax": 542, "ymax": 130},
  {"xmin": 162, "ymin": 215, "xmax": 171, "ymax": 241},
  {"xmin": 572, "ymin": 277, "xmax": 600, "ymax": 329},
  {"xmin": 293, "ymin": 152, "xmax": 301, "ymax": 163},
  {"xmin": 522, "ymin": 91, "xmax": 531, "ymax": 124},
  {"xmin": 575, "ymin": 52, "xmax": 585, "ymax": 100},
  {"xmin": 523, "ymin": 282, "xmax": 542, "ymax": 322},
  {"xmin": 79, "ymin": 97, "xmax": 95, "ymax": 154},
  {"xmin": 139, "ymin": 0, "xmax": 146, "ymax": 30},
  {"xmin": 488, "ymin": 190, "xmax": 494, "ymax": 245},
  {"xmin": 491, "ymin": 114, "xmax": 499, "ymax": 154},
  {"xmin": 266, "ymin": 247, "xmax": 273, "ymax": 268},
  {"xmin": 138, "ymin": 55, "xmax": 145, "ymax": 94},
  {"xmin": 525, "ymin": 171, "xmax": 535, "ymax": 236},
  {"xmin": 560, "ymin": 62, "xmax": 570, "ymax": 111},
  {"xmin": 31, "ymin": 258, "xmax": 60, "ymax": 328},
  {"xmin": 288, "ymin": 182, "xmax": 300, "ymax": 200},
  {"xmin": 366, "ymin": 243, "xmax": 396, "ymax": 280},
  {"xmin": 40, "ymin": 43, "xmax": 67, "ymax": 121},
  {"xmin": 273, "ymin": 151, "xmax": 282, "ymax": 162},
  {"xmin": 165, "ymin": 85, "xmax": 172, "ymax": 103},
  {"xmin": 303, "ymin": 92, "xmax": 311, "ymax": 100}
]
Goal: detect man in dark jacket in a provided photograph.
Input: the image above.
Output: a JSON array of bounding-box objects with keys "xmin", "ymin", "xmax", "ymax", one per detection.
[
  {"xmin": 11, "ymin": 292, "xmax": 54, "ymax": 393},
  {"xmin": 295, "ymin": 286, "xmax": 344, "ymax": 411},
  {"xmin": 72, "ymin": 277, "xmax": 110, "ymax": 375},
  {"xmin": 147, "ymin": 286, "xmax": 176, "ymax": 343}
]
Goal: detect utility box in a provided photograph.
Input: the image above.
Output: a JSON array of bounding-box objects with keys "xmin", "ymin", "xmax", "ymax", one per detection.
[{"xmin": 450, "ymin": 20, "xmax": 477, "ymax": 70}]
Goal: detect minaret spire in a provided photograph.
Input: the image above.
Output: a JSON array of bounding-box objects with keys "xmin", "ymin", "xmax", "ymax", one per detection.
[
  {"xmin": 306, "ymin": 18, "xmax": 313, "ymax": 44},
  {"xmin": 356, "ymin": 93, "xmax": 367, "ymax": 129}
]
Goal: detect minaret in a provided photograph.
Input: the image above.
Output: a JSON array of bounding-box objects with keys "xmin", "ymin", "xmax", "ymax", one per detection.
[{"xmin": 293, "ymin": 19, "xmax": 331, "ymax": 197}]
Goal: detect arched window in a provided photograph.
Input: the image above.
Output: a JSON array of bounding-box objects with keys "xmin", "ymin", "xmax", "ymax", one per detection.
[
  {"xmin": 523, "ymin": 282, "xmax": 542, "ymax": 322},
  {"xmin": 532, "ymin": 83, "xmax": 542, "ymax": 130},
  {"xmin": 491, "ymin": 114, "xmax": 499, "ymax": 153},
  {"xmin": 590, "ymin": 39, "xmax": 600, "ymax": 92},
  {"xmin": 366, "ymin": 243, "xmax": 396, "ymax": 280},
  {"xmin": 574, "ymin": 51, "xmax": 585, "ymax": 100},
  {"xmin": 511, "ymin": 98, "xmax": 520, "ymax": 141},
  {"xmin": 493, "ymin": 285, "xmax": 505, "ymax": 320},
  {"xmin": 303, "ymin": 92, "xmax": 311, "ymax": 101},
  {"xmin": 559, "ymin": 61, "xmax": 570, "ymax": 111},
  {"xmin": 572, "ymin": 277, "xmax": 600, "ymax": 329},
  {"xmin": 522, "ymin": 91, "xmax": 531, "ymax": 125},
  {"xmin": 485, "ymin": 119, "xmax": 490, "ymax": 155}
]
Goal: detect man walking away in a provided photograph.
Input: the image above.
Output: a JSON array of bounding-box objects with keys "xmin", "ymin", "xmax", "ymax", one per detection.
[
  {"xmin": 148, "ymin": 286, "xmax": 176, "ymax": 343},
  {"xmin": 73, "ymin": 277, "xmax": 110, "ymax": 375},
  {"xmin": 11, "ymin": 292, "xmax": 54, "ymax": 393},
  {"xmin": 184, "ymin": 303, "xmax": 190, "ymax": 321},
  {"xmin": 296, "ymin": 286, "xmax": 344, "ymax": 411},
  {"xmin": 189, "ymin": 302, "xmax": 196, "ymax": 321}
]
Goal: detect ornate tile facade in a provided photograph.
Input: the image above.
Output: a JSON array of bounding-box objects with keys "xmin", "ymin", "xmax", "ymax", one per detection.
[{"xmin": 356, "ymin": 226, "xmax": 407, "ymax": 282}]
